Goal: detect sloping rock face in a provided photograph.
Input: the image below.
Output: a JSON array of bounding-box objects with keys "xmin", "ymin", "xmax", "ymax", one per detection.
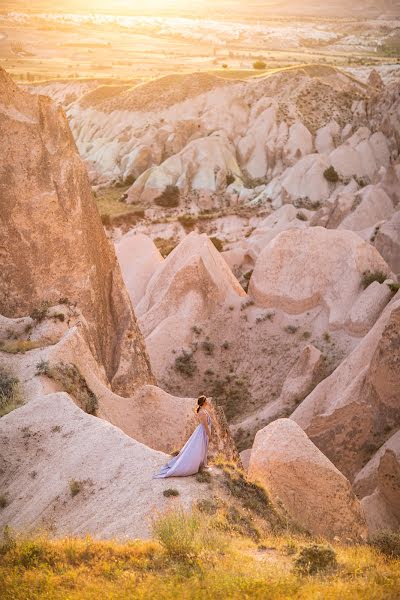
[
  {"xmin": 292, "ymin": 299, "xmax": 400, "ymax": 480},
  {"xmin": 0, "ymin": 393, "xmax": 208, "ymax": 539},
  {"xmin": 0, "ymin": 68, "xmax": 154, "ymax": 395},
  {"xmin": 248, "ymin": 227, "xmax": 392, "ymax": 328},
  {"xmin": 115, "ymin": 232, "xmax": 163, "ymax": 307},
  {"xmin": 248, "ymin": 419, "xmax": 367, "ymax": 541},
  {"xmin": 136, "ymin": 232, "xmax": 245, "ymax": 379},
  {"xmin": 354, "ymin": 431, "xmax": 400, "ymax": 533}
]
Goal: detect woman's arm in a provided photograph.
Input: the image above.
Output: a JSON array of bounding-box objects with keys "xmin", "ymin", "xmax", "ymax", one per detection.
[{"xmin": 198, "ymin": 411, "xmax": 211, "ymax": 438}]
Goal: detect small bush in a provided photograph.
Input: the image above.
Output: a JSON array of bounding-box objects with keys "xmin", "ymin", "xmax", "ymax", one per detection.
[
  {"xmin": 323, "ymin": 166, "xmax": 339, "ymax": 183},
  {"xmin": 226, "ymin": 173, "xmax": 235, "ymax": 186},
  {"xmin": 196, "ymin": 498, "xmax": 219, "ymax": 515},
  {"xmin": 323, "ymin": 331, "xmax": 331, "ymax": 342},
  {"xmin": 0, "ymin": 495, "xmax": 8, "ymax": 509},
  {"xmin": 101, "ymin": 213, "xmax": 112, "ymax": 226},
  {"xmin": 195, "ymin": 470, "xmax": 212, "ymax": 484},
  {"xmin": 163, "ymin": 488, "xmax": 180, "ymax": 498},
  {"xmin": 36, "ymin": 359, "xmax": 50, "ymax": 376},
  {"xmin": 0, "ymin": 368, "xmax": 23, "ymax": 417},
  {"xmin": 154, "ymin": 237, "xmax": 177, "ymax": 257},
  {"xmin": 154, "ymin": 185, "xmax": 180, "ymax": 208},
  {"xmin": 253, "ymin": 60, "xmax": 266, "ymax": 70},
  {"xmin": 361, "ymin": 270, "xmax": 388, "ymax": 289},
  {"xmin": 152, "ymin": 508, "xmax": 202, "ymax": 560},
  {"xmin": 174, "ymin": 351, "xmax": 196, "ymax": 377},
  {"xmin": 296, "ymin": 211, "xmax": 307, "ymax": 221},
  {"xmin": 285, "ymin": 325, "xmax": 298, "ymax": 334},
  {"xmin": 210, "ymin": 237, "xmax": 224, "ymax": 252},
  {"xmin": 30, "ymin": 301, "xmax": 50, "ymax": 323},
  {"xmin": 201, "ymin": 340, "xmax": 214, "ymax": 356},
  {"xmin": 387, "ymin": 281, "xmax": 400, "ymax": 294},
  {"xmin": 36, "ymin": 362, "xmax": 98, "ymax": 415},
  {"xmin": 69, "ymin": 480, "xmax": 82, "ymax": 497},
  {"xmin": 294, "ymin": 544, "xmax": 337, "ymax": 575},
  {"xmin": 368, "ymin": 531, "xmax": 400, "ymax": 558},
  {"xmin": 191, "ymin": 325, "xmax": 202, "ymax": 335}
]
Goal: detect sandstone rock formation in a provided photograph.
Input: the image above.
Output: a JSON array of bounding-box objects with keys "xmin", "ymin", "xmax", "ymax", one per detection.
[
  {"xmin": 136, "ymin": 232, "xmax": 246, "ymax": 378},
  {"xmin": 249, "ymin": 227, "xmax": 392, "ymax": 328},
  {"xmin": 292, "ymin": 298, "xmax": 400, "ymax": 480},
  {"xmin": 248, "ymin": 419, "xmax": 367, "ymax": 541},
  {"xmin": 115, "ymin": 232, "xmax": 163, "ymax": 307},
  {"xmin": 0, "ymin": 393, "xmax": 208, "ymax": 539},
  {"xmin": 354, "ymin": 432, "xmax": 400, "ymax": 533},
  {"xmin": 0, "ymin": 67, "xmax": 153, "ymax": 395}
]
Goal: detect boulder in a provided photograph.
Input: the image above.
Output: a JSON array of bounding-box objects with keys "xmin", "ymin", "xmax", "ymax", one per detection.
[
  {"xmin": 248, "ymin": 419, "xmax": 367, "ymax": 541},
  {"xmin": 0, "ymin": 68, "xmax": 154, "ymax": 395},
  {"xmin": 115, "ymin": 232, "xmax": 163, "ymax": 306},
  {"xmin": 292, "ymin": 299, "xmax": 400, "ymax": 480},
  {"xmin": 249, "ymin": 227, "xmax": 392, "ymax": 328},
  {"xmin": 315, "ymin": 120, "xmax": 340, "ymax": 155}
]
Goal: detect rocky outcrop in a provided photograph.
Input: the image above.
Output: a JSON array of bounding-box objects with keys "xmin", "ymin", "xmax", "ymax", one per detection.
[
  {"xmin": 0, "ymin": 393, "xmax": 208, "ymax": 539},
  {"xmin": 0, "ymin": 68, "xmax": 154, "ymax": 395},
  {"xmin": 136, "ymin": 232, "xmax": 245, "ymax": 378},
  {"xmin": 249, "ymin": 227, "xmax": 392, "ymax": 328},
  {"xmin": 115, "ymin": 232, "xmax": 163, "ymax": 307},
  {"xmin": 374, "ymin": 210, "xmax": 400, "ymax": 276},
  {"xmin": 292, "ymin": 299, "xmax": 400, "ymax": 480},
  {"xmin": 354, "ymin": 430, "xmax": 400, "ymax": 534},
  {"xmin": 248, "ymin": 419, "xmax": 367, "ymax": 541}
]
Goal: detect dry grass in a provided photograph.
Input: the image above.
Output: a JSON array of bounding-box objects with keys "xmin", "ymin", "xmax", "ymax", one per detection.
[
  {"xmin": 36, "ymin": 361, "xmax": 98, "ymax": 415},
  {"xmin": 0, "ymin": 520, "xmax": 399, "ymax": 599},
  {"xmin": 94, "ymin": 186, "xmax": 145, "ymax": 227},
  {"xmin": 0, "ymin": 340, "xmax": 43, "ymax": 354},
  {"xmin": 0, "ymin": 367, "xmax": 23, "ymax": 417}
]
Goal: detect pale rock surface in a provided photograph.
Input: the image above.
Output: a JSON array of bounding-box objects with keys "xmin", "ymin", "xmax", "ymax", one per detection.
[
  {"xmin": 346, "ymin": 281, "xmax": 393, "ymax": 335},
  {"xmin": 315, "ymin": 120, "xmax": 340, "ymax": 154},
  {"xmin": 338, "ymin": 186, "xmax": 394, "ymax": 232},
  {"xmin": 0, "ymin": 393, "xmax": 208, "ymax": 539},
  {"xmin": 244, "ymin": 204, "xmax": 309, "ymax": 254},
  {"xmin": 329, "ymin": 129, "xmax": 390, "ymax": 181},
  {"xmin": 359, "ymin": 443, "xmax": 400, "ymax": 534},
  {"xmin": 283, "ymin": 121, "xmax": 313, "ymax": 165},
  {"xmin": 136, "ymin": 232, "xmax": 245, "ymax": 378},
  {"xmin": 249, "ymin": 227, "xmax": 392, "ymax": 328},
  {"xmin": 292, "ymin": 299, "xmax": 400, "ymax": 480},
  {"xmin": 127, "ymin": 134, "xmax": 243, "ymax": 207},
  {"xmin": 248, "ymin": 419, "xmax": 367, "ymax": 541},
  {"xmin": 0, "ymin": 68, "xmax": 153, "ymax": 395},
  {"xmin": 232, "ymin": 344, "xmax": 325, "ymax": 438},
  {"xmin": 115, "ymin": 232, "xmax": 163, "ymax": 306},
  {"xmin": 374, "ymin": 210, "xmax": 400, "ymax": 276},
  {"xmin": 257, "ymin": 153, "xmax": 331, "ymax": 207}
]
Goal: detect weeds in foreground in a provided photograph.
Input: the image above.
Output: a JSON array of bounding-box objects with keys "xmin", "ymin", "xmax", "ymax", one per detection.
[
  {"xmin": 0, "ymin": 367, "xmax": 23, "ymax": 417},
  {"xmin": 1, "ymin": 521, "xmax": 399, "ymax": 599}
]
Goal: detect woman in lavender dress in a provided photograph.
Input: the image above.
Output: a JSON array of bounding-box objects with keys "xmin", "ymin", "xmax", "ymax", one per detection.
[{"xmin": 154, "ymin": 395, "xmax": 212, "ymax": 478}]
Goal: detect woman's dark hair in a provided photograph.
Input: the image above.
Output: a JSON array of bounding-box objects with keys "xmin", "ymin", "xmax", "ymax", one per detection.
[{"xmin": 196, "ymin": 395, "xmax": 207, "ymax": 413}]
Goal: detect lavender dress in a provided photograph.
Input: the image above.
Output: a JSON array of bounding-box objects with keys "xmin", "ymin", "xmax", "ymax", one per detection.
[{"xmin": 153, "ymin": 410, "xmax": 211, "ymax": 478}]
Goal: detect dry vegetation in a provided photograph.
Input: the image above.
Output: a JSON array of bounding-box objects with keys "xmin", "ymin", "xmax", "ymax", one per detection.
[{"xmin": 0, "ymin": 516, "xmax": 399, "ymax": 599}]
